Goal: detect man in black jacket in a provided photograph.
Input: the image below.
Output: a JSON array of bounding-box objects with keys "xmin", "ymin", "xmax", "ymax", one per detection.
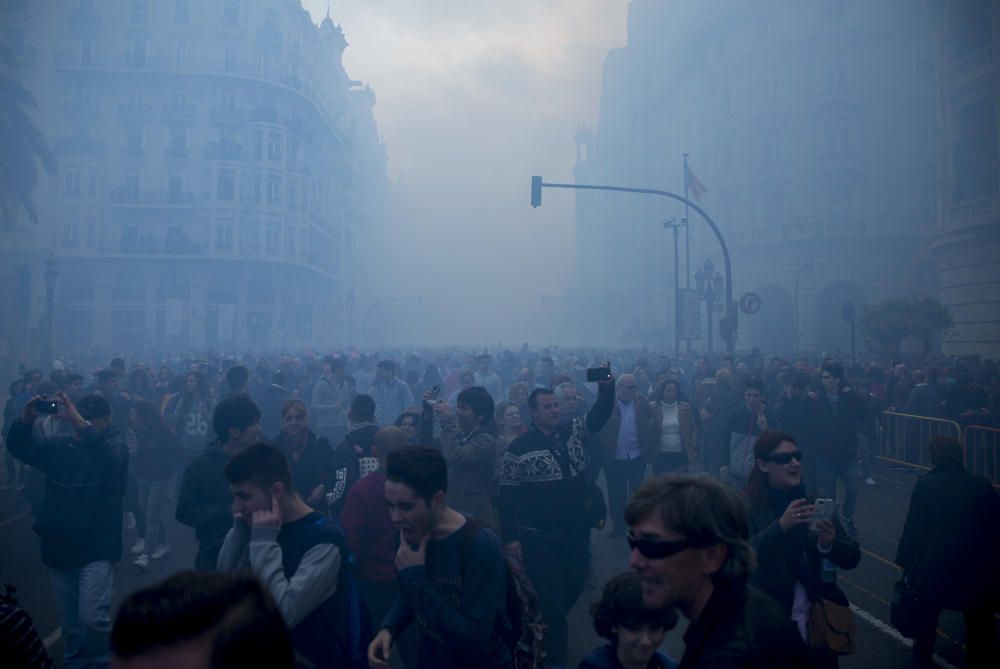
[
  {"xmin": 499, "ymin": 371, "xmax": 614, "ymax": 667},
  {"xmin": 176, "ymin": 394, "xmax": 261, "ymax": 570},
  {"xmin": 7, "ymin": 392, "xmax": 128, "ymax": 669},
  {"xmin": 896, "ymin": 435, "xmax": 1000, "ymax": 668},
  {"xmin": 626, "ymin": 474, "xmax": 808, "ymax": 669},
  {"xmin": 327, "ymin": 394, "xmax": 379, "ymax": 518}
]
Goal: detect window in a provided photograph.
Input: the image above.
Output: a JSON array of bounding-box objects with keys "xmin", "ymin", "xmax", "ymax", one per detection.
[
  {"xmin": 80, "ymin": 38, "xmax": 92, "ymax": 66},
  {"xmin": 215, "ymin": 221, "xmax": 234, "ymax": 251},
  {"xmin": 287, "ymin": 183, "xmax": 297, "ymax": 210},
  {"xmin": 286, "ymin": 227, "xmax": 296, "ymax": 256},
  {"xmin": 62, "ymin": 216, "xmax": 80, "ymax": 249},
  {"xmin": 174, "ymin": 0, "xmax": 190, "ymax": 24},
  {"xmin": 217, "ymin": 170, "xmax": 235, "ymax": 201},
  {"xmin": 123, "ymin": 128, "xmax": 143, "ymax": 156},
  {"xmin": 87, "ymin": 171, "xmax": 97, "ymax": 198},
  {"xmin": 168, "ymin": 176, "xmax": 183, "ymax": 203},
  {"xmin": 952, "ymin": 98, "xmax": 998, "ymax": 202},
  {"xmin": 253, "ymin": 131, "xmax": 263, "ymax": 160},
  {"xmin": 267, "ymin": 132, "xmax": 282, "ymax": 161},
  {"xmin": 241, "ymin": 224, "xmax": 260, "ymax": 255},
  {"xmin": 131, "ymin": 0, "xmax": 149, "ymax": 25},
  {"xmin": 267, "ymin": 175, "xmax": 281, "ymax": 204},
  {"xmin": 225, "ymin": 46, "xmax": 239, "ymax": 73},
  {"xmin": 64, "ymin": 170, "xmax": 82, "ymax": 196},
  {"xmin": 266, "ymin": 223, "xmax": 280, "ymax": 254},
  {"xmin": 128, "ymin": 39, "xmax": 146, "ymax": 68},
  {"xmin": 223, "ymin": 0, "xmax": 239, "ymax": 25},
  {"xmin": 174, "ymin": 41, "xmax": 187, "ymax": 69},
  {"xmin": 129, "ymin": 87, "xmax": 144, "ymax": 107},
  {"xmin": 170, "ymin": 89, "xmax": 187, "ymax": 107},
  {"xmin": 168, "ymin": 128, "xmax": 186, "ymax": 157},
  {"xmin": 251, "ymin": 175, "xmax": 262, "ymax": 202},
  {"xmin": 86, "ymin": 215, "xmax": 97, "ymax": 249}
]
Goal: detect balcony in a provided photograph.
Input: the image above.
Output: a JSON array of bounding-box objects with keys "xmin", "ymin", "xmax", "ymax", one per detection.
[
  {"xmin": 164, "ymin": 145, "xmax": 189, "ymax": 161},
  {"xmin": 63, "ymin": 100, "xmax": 100, "ymax": 120},
  {"xmin": 210, "ymin": 106, "xmax": 246, "ymax": 123},
  {"xmin": 204, "ymin": 138, "xmax": 244, "ymax": 161},
  {"xmin": 946, "ymin": 196, "xmax": 997, "ymax": 233},
  {"xmin": 117, "ymin": 103, "xmax": 153, "ymax": 120},
  {"xmin": 53, "ymin": 135, "xmax": 105, "ymax": 159},
  {"xmin": 121, "ymin": 145, "xmax": 145, "ymax": 159},
  {"xmin": 110, "ymin": 189, "xmax": 196, "ymax": 207},
  {"xmin": 161, "ymin": 103, "xmax": 196, "ymax": 121},
  {"xmin": 250, "ymin": 105, "xmax": 279, "ymax": 123},
  {"xmin": 256, "ymin": 24, "xmax": 284, "ymax": 46},
  {"xmin": 952, "ymin": 47, "xmax": 993, "ymax": 86}
]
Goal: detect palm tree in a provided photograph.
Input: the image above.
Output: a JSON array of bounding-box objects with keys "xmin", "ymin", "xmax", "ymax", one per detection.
[{"xmin": 0, "ymin": 47, "xmax": 55, "ymax": 227}]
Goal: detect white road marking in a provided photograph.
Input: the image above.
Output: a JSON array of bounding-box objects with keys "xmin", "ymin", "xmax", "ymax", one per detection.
[
  {"xmin": 43, "ymin": 627, "xmax": 61, "ymax": 649},
  {"xmin": 850, "ymin": 604, "xmax": 959, "ymax": 669}
]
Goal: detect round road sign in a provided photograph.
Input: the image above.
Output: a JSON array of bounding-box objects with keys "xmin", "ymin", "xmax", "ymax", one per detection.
[{"xmin": 739, "ymin": 292, "xmax": 761, "ymax": 315}]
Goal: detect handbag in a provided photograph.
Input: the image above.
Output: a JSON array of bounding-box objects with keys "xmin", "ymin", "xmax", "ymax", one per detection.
[
  {"xmin": 807, "ymin": 597, "xmax": 856, "ymax": 655},
  {"xmin": 890, "ymin": 576, "xmax": 920, "ymax": 638}
]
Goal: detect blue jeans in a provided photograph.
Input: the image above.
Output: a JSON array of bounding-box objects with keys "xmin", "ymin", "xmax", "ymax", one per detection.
[
  {"xmin": 49, "ymin": 560, "xmax": 115, "ymax": 669},
  {"xmin": 137, "ymin": 477, "xmax": 171, "ymax": 548},
  {"xmin": 815, "ymin": 457, "xmax": 858, "ymax": 519}
]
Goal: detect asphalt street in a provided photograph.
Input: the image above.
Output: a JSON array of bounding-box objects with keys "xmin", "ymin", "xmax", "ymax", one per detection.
[{"xmin": 0, "ymin": 459, "xmax": 990, "ymax": 667}]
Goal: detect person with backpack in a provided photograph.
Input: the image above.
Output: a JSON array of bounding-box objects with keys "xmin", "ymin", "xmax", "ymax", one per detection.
[
  {"xmin": 369, "ymin": 447, "xmax": 512, "ymax": 669},
  {"xmin": 217, "ymin": 443, "xmax": 372, "ymax": 669}
]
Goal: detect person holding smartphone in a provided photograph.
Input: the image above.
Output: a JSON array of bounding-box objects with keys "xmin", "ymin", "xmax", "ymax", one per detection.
[
  {"xmin": 6, "ymin": 392, "xmax": 129, "ymax": 669},
  {"xmin": 745, "ymin": 430, "xmax": 859, "ymax": 667}
]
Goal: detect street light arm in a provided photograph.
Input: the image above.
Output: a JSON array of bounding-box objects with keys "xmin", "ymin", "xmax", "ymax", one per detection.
[{"xmin": 538, "ymin": 181, "xmax": 734, "ymax": 310}]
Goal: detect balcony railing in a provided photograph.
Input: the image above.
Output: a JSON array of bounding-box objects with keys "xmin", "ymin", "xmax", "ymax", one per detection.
[
  {"xmin": 164, "ymin": 145, "xmax": 189, "ymax": 160},
  {"xmin": 63, "ymin": 101, "xmax": 100, "ymax": 120},
  {"xmin": 53, "ymin": 135, "xmax": 105, "ymax": 159},
  {"xmin": 952, "ymin": 47, "xmax": 993, "ymax": 83},
  {"xmin": 161, "ymin": 103, "xmax": 196, "ymax": 120},
  {"xmin": 210, "ymin": 106, "xmax": 246, "ymax": 123},
  {"xmin": 110, "ymin": 189, "xmax": 196, "ymax": 207},
  {"xmin": 117, "ymin": 103, "xmax": 153, "ymax": 120},
  {"xmin": 204, "ymin": 139, "xmax": 244, "ymax": 161}
]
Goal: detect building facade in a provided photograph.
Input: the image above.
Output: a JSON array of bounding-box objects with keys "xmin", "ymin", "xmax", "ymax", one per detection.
[
  {"xmin": 932, "ymin": 0, "xmax": 1000, "ymax": 358},
  {"xmin": 0, "ymin": 0, "xmax": 386, "ymax": 363},
  {"xmin": 575, "ymin": 0, "xmax": 940, "ymax": 354}
]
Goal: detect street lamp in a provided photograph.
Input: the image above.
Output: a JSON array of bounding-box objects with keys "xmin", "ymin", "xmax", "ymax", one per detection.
[
  {"xmin": 694, "ymin": 259, "xmax": 723, "ymax": 354},
  {"xmin": 41, "ymin": 254, "xmax": 58, "ymax": 371},
  {"xmin": 663, "ymin": 218, "xmax": 685, "ymax": 354}
]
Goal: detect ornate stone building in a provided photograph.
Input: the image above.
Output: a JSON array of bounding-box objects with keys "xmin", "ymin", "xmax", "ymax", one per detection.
[
  {"xmin": 0, "ymin": 0, "xmax": 386, "ymax": 362},
  {"xmin": 574, "ymin": 0, "xmax": 940, "ymax": 354},
  {"xmin": 932, "ymin": 0, "xmax": 1000, "ymax": 358}
]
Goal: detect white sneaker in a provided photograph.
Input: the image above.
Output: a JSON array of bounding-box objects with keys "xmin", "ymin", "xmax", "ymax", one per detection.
[
  {"xmin": 864, "ymin": 476, "xmax": 876, "ymax": 486},
  {"xmin": 125, "ymin": 512, "xmax": 136, "ymax": 529},
  {"xmin": 151, "ymin": 544, "xmax": 172, "ymax": 560},
  {"xmin": 130, "ymin": 538, "xmax": 145, "ymax": 555},
  {"xmin": 132, "ymin": 554, "xmax": 150, "ymax": 570}
]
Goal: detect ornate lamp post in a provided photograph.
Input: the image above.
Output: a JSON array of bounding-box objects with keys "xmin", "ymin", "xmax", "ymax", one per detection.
[{"xmin": 694, "ymin": 259, "xmax": 724, "ymax": 353}]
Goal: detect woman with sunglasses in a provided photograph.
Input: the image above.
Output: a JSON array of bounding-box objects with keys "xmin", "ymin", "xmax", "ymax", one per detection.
[
  {"xmin": 580, "ymin": 571, "xmax": 679, "ymax": 669},
  {"xmin": 746, "ymin": 430, "xmax": 860, "ymax": 668}
]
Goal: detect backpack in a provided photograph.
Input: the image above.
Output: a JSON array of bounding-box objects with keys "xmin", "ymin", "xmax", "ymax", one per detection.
[
  {"xmin": 0, "ymin": 583, "xmax": 55, "ymax": 668},
  {"xmin": 458, "ymin": 519, "xmax": 547, "ymax": 669},
  {"xmin": 297, "ymin": 515, "xmax": 374, "ymax": 669}
]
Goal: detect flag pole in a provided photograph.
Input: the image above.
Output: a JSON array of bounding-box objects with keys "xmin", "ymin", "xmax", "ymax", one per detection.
[{"xmin": 683, "ymin": 154, "xmax": 692, "ymax": 354}]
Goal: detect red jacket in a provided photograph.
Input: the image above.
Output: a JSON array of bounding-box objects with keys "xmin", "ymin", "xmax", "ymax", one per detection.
[{"xmin": 340, "ymin": 469, "xmax": 397, "ymax": 583}]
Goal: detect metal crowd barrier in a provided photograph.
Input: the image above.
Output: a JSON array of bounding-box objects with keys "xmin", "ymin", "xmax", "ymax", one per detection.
[
  {"xmin": 962, "ymin": 424, "xmax": 1000, "ymax": 487},
  {"xmin": 878, "ymin": 411, "xmax": 961, "ymax": 471}
]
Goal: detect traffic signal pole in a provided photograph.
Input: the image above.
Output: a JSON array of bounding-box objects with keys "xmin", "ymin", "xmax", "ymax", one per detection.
[{"xmin": 531, "ymin": 177, "xmax": 737, "ymax": 354}]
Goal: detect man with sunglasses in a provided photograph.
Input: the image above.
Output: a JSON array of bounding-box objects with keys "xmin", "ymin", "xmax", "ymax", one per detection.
[{"xmin": 626, "ymin": 475, "xmax": 807, "ymax": 669}]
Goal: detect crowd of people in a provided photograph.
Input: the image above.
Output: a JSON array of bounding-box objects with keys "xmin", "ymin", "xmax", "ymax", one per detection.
[{"xmin": 1, "ymin": 345, "xmax": 998, "ymax": 669}]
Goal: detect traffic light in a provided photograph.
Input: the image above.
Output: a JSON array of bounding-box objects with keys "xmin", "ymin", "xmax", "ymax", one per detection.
[{"xmin": 530, "ymin": 176, "xmax": 543, "ymax": 208}]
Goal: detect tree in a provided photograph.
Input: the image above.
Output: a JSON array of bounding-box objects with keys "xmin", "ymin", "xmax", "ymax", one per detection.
[
  {"xmin": 860, "ymin": 297, "xmax": 954, "ymax": 357},
  {"xmin": 0, "ymin": 48, "xmax": 55, "ymax": 227}
]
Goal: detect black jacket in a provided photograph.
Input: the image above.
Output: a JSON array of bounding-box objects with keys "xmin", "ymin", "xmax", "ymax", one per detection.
[
  {"xmin": 749, "ymin": 485, "xmax": 860, "ymax": 615},
  {"xmin": 815, "ymin": 389, "xmax": 867, "ymax": 462},
  {"xmin": 679, "ymin": 583, "xmax": 808, "ymax": 669},
  {"xmin": 896, "ymin": 463, "xmax": 1000, "ymax": 610},
  {"xmin": 328, "ymin": 424, "xmax": 379, "ymax": 518},
  {"xmin": 271, "ymin": 430, "xmax": 336, "ymax": 507},
  {"xmin": 6, "ymin": 419, "xmax": 128, "ymax": 569},
  {"xmin": 175, "ymin": 445, "xmax": 232, "ymax": 569}
]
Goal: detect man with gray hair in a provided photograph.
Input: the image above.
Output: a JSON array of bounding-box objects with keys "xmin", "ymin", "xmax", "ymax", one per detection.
[{"xmin": 626, "ymin": 474, "xmax": 807, "ymax": 668}]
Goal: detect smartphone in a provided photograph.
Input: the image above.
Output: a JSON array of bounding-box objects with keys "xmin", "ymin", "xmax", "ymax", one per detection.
[
  {"xmin": 586, "ymin": 366, "xmax": 612, "ymax": 383},
  {"xmin": 810, "ymin": 498, "xmax": 835, "ymax": 531},
  {"xmin": 34, "ymin": 398, "xmax": 59, "ymax": 415}
]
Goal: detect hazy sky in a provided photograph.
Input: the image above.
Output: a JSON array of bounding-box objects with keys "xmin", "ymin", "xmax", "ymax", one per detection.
[{"xmin": 301, "ymin": 0, "xmax": 629, "ymax": 345}]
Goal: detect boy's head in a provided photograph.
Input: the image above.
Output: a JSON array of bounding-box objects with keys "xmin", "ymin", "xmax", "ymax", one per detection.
[
  {"xmin": 224, "ymin": 444, "xmax": 293, "ymax": 520},
  {"xmin": 212, "ymin": 394, "xmax": 262, "ymax": 447},
  {"xmin": 385, "ymin": 447, "xmax": 448, "ymax": 545}
]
